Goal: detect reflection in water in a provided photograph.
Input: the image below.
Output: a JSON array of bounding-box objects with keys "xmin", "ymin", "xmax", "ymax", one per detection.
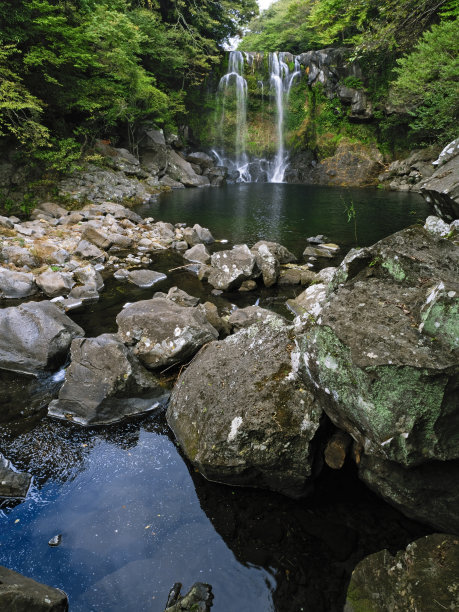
[
  {"xmin": 138, "ymin": 184, "xmax": 432, "ymax": 257},
  {"xmin": 0, "ymin": 414, "xmax": 429, "ymax": 612}
]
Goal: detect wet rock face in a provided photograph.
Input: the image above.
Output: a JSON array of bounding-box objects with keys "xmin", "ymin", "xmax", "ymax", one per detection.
[
  {"xmin": 116, "ymin": 298, "xmax": 218, "ymax": 369},
  {"xmin": 165, "ymin": 582, "xmax": 213, "ymax": 612},
  {"xmin": 0, "ymin": 301, "xmax": 84, "ymax": 375},
  {"xmin": 345, "ymin": 534, "xmax": 459, "ymax": 612},
  {"xmin": 297, "ymin": 226, "xmax": 459, "ymax": 469},
  {"xmin": 48, "ymin": 334, "xmax": 168, "ymax": 426},
  {"xmin": 167, "ymin": 318, "xmax": 323, "ymax": 498},
  {"xmin": 0, "ymin": 566, "xmax": 69, "ymax": 611}
]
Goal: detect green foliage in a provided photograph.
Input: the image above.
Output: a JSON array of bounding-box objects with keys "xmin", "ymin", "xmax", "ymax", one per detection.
[
  {"xmin": 239, "ymin": 0, "xmax": 314, "ymax": 52},
  {"xmin": 342, "ymin": 76, "xmax": 364, "ymax": 90},
  {"xmin": 390, "ymin": 18, "xmax": 459, "ymax": 143}
]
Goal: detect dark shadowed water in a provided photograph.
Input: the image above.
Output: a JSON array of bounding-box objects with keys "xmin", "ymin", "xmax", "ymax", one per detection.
[{"xmin": 0, "ymin": 184, "xmax": 433, "ymax": 611}]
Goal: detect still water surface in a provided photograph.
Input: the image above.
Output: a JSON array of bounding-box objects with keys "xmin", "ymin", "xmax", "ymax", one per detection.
[{"xmin": 0, "ymin": 185, "xmax": 432, "ymax": 611}]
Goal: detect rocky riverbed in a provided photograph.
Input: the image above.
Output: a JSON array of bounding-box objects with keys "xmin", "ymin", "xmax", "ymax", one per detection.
[{"xmin": 0, "ymin": 190, "xmax": 458, "ymax": 610}]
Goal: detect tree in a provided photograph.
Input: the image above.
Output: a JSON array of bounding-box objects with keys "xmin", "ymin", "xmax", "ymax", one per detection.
[{"xmin": 390, "ymin": 17, "xmax": 459, "ymax": 142}]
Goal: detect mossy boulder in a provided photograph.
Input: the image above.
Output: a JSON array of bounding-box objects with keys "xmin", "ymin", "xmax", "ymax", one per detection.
[
  {"xmin": 167, "ymin": 317, "xmax": 323, "ymax": 498},
  {"xmin": 297, "ymin": 226, "xmax": 458, "ymax": 469}
]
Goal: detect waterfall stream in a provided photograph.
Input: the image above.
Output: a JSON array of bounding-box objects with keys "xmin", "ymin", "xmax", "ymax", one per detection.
[{"xmin": 214, "ymin": 51, "xmax": 302, "ymax": 184}]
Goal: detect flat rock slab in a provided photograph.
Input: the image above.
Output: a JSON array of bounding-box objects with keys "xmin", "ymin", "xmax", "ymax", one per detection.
[
  {"xmin": 0, "ymin": 301, "xmax": 84, "ymax": 375},
  {"xmin": 345, "ymin": 534, "xmax": 459, "ymax": 612},
  {"xmin": 126, "ymin": 269, "xmax": 167, "ymax": 288},
  {"xmin": 0, "ymin": 566, "xmax": 68, "ymax": 611},
  {"xmin": 167, "ymin": 317, "xmax": 323, "ymax": 498}
]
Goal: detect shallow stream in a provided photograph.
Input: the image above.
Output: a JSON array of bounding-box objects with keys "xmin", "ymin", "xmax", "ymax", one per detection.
[{"xmin": 0, "ymin": 185, "xmax": 433, "ymax": 611}]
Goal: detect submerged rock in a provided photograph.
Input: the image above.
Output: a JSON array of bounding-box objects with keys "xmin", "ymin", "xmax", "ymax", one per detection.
[
  {"xmin": 0, "ymin": 566, "xmax": 68, "ymax": 611},
  {"xmin": 165, "ymin": 582, "xmax": 213, "ymax": 612},
  {"xmin": 0, "ymin": 301, "xmax": 83, "ymax": 375},
  {"xmin": 345, "ymin": 534, "xmax": 459, "ymax": 612},
  {"xmin": 116, "ymin": 298, "xmax": 218, "ymax": 369},
  {"xmin": 167, "ymin": 317, "xmax": 323, "ymax": 498},
  {"xmin": 48, "ymin": 334, "xmax": 167, "ymax": 426}
]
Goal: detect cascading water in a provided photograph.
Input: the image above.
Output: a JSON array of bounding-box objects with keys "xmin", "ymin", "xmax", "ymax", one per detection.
[{"xmin": 214, "ymin": 51, "xmax": 302, "ymax": 184}]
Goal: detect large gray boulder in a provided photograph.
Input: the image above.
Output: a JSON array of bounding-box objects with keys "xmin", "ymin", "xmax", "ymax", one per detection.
[
  {"xmin": 0, "ymin": 566, "xmax": 68, "ymax": 611},
  {"xmin": 208, "ymin": 244, "xmax": 258, "ymax": 291},
  {"xmin": 0, "ymin": 267, "xmax": 37, "ymax": 298},
  {"xmin": 421, "ymin": 144, "xmax": 459, "ymax": 221},
  {"xmin": 345, "ymin": 534, "xmax": 459, "ymax": 612},
  {"xmin": 116, "ymin": 298, "xmax": 218, "ymax": 369},
  {"xmin": 167, "ymin": 317, "xmax": 323, "ymax": 497},
  {"xmin": 48, "ymin": 334, "xmax": 167, "ymax": 426},
  {"xmin": 0, "ymin": 301, "xmax": 83, "ymax": 375}
]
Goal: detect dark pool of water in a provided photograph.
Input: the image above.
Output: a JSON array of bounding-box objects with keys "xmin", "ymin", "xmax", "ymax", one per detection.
[
  {"xmin": 0, "ymin": 414, "xmax": 429, "ymax": 612},
  {"xmin": 0, "ymin": 185, "xmax": 433, "ymax": 611},
  {"xmin": 138, "ymin": 183, "xmax": 432, "ymax": 257}
]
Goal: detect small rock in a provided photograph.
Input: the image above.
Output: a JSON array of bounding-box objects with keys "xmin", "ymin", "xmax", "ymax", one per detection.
[
  {"xmin": 48, "ymin": 534, "xmax": 62, "ymax": 547},
  {"xmin": 126, "ymin": 269, "xmax": 167, "ymax": 288}
]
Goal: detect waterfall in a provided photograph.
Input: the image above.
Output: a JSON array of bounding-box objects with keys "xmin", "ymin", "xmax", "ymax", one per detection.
[
  {"xmin": 214, "ymin": 51, "xmax": 301, "ymax": 183},
  {"xmin": 217, "ymin": 51, "xmax": 250, "ymax": 182},
  {"xmin": 215, "ymin": 51, "xmax": 302, "ymax": 184}
]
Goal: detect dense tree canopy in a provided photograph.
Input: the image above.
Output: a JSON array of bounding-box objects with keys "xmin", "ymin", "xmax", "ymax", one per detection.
[{"xmin": 0, "ymin": 0, "xmax": 258, "ymax": 168}]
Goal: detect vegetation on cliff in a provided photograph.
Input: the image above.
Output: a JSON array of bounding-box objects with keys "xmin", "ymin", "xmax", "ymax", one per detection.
[{"xmin": 239, "ymin": 0, "xmax": 459, "ymax": 148}]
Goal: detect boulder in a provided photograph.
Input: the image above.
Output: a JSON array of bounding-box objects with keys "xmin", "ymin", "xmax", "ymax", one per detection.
[
  {"xmin": 125, "ymin": 269, "xmax": 167, "ymax": 288},
  {"xmin": 116, "ymin": 298, "xmax": 218, "ymax": 369},
  {"xmin": 251, "ymin": 241, "xmax": 296, "ymax": 264},
  {"xmin": 251, "ymin": 243, "xmax": 280, "ymax": 287},
  {"xmin": 193, "ymin": 224, "xmax": 214, "ymax": 245},
  {"xmin": 30, "ymin": 201, "xmax": 68, "ymax": 220},
  {"xmin": 166, "ymin": 150, "xmax": 210, "ymax": 188},
  {"xmin": 296, "ymin": 226, "xmax": 459, "ymax": 469},
  {"xmin": 287, "ymin": 283, "xmax": 329, "ymax": 318},
  {"xmin": 0, "ymin": 566, "xmax": 68, "ymax": 611},
  {"xmin": 0, "ymin": 301, "xmax": 83, "ymax": 375},
  {"xmin": 156, "ymin": 286, "xmax": 200, "ymax": 308},
  {"xmin": 82, "ymin": 224, "xmax": 112, "ymax": 250},
  {"xmin": 35, "ymin": 270, "xmax": 75, "ymax": 298},
  {"xmin": 183, "ymin": 244, "xmax": 210, "ymax": 264},
  {"xmin": 0, "ymin": 453, "xmax": 32, "ymax": 498},
  {"xmin": 208, "ymin": 245, "xmax": 258, "ymax": 291},
  {"xmin": 345, "ymin": 534, "xmax": 459, "ymax": 612},
  {"xmin": 167, "ymin": 317, "xmax": 323, "ymax": 497},
  {"xmin": 0, "ymin": 268, "xmax": 37, "ymax": 299},
  {"xmin": 74, "ymin": 239, "xmax": 106, "ymax": 263},
  {"xmin": 48, "ymin": 334, "xmax": 168, "ymax": 426},
  {"xmin": 159, "ymin": 175, "xmax": 185, "ymax": 189}
]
